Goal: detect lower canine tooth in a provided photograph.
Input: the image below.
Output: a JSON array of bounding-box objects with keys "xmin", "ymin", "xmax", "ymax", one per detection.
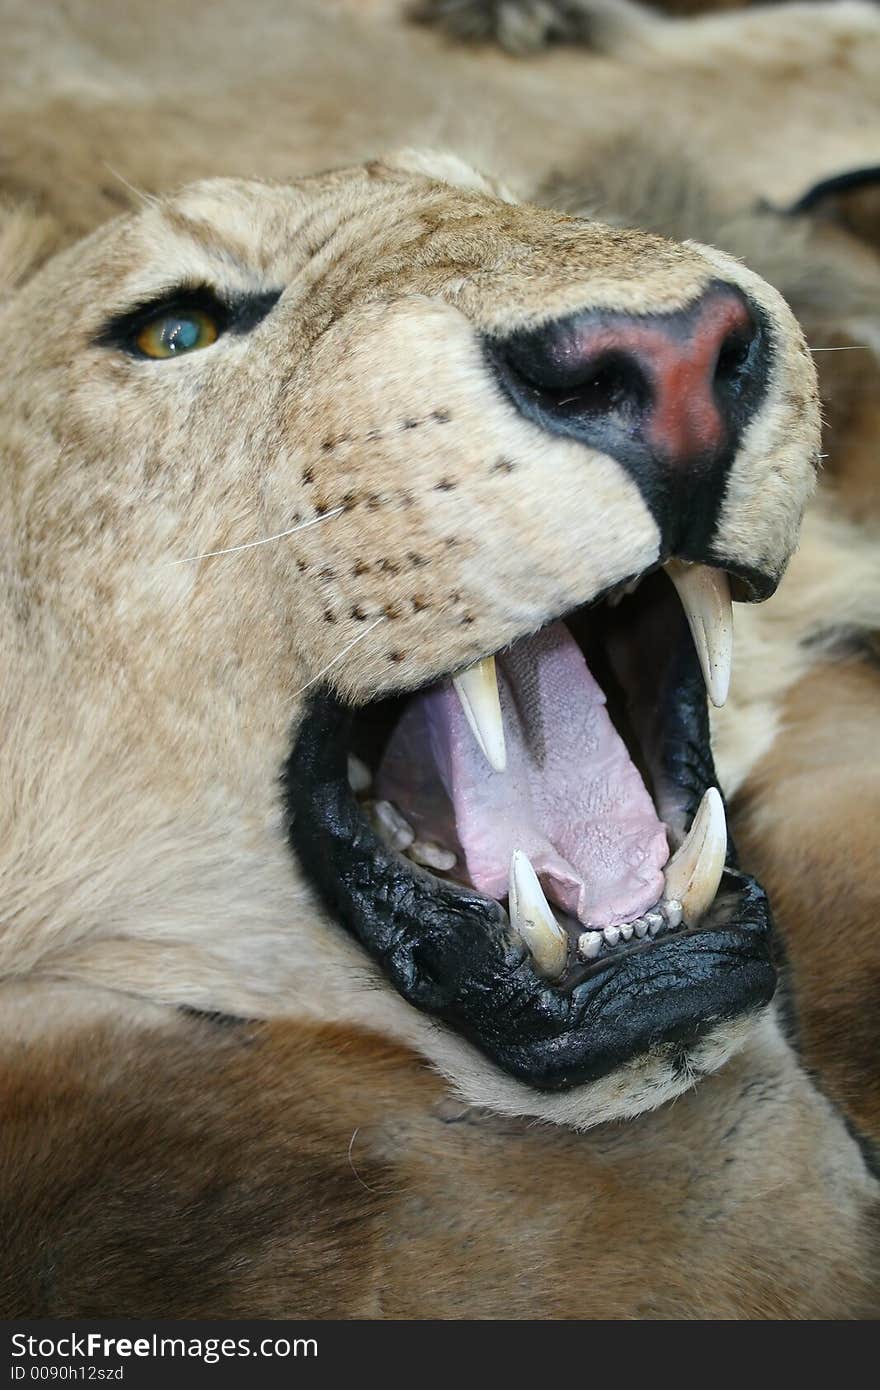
[
  {"xmin": 578, "ymin": 930, "xmax": 603, "ymax": 960},
  {"xmin": 408, "ymin": 839, "xmax": 457, "ymax": 871},
  {"xmin": 663, "ymin": 788, "xmax": 726, "ymax": 926},
  {"xmin": 453, "ymin": 655, "xmax": 506, "ymax": 773},
  {"xmin": 509, "ymin": 850, "xmax": 567, "ymax": 980}
]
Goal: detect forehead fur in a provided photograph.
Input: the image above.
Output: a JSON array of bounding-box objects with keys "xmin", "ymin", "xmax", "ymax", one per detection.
[{"xmin": 17, "ymin": 164, "xmax": 718, "ymax": 339}]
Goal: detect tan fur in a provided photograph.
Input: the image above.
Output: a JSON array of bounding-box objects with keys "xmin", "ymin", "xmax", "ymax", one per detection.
[
  {"xmin": 1, "ymin": 991, "xmax": 877, "ymax": 1318},
  {"xmin": 733, "ymin": 659, "xmax": 880, "ymax": 1148},
  {"xmin": 1, "ymin": 0, "xmax": 879, "ymax": 1316}
]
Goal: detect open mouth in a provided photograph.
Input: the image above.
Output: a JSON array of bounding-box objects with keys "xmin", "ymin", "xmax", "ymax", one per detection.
[{"xmin": 285, "ymin": 563, "xmax": 777, "ymax": 1091}]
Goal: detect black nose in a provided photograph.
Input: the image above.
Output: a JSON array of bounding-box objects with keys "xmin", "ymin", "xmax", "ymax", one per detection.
[{"xmin": 487, "ymin": 280, "xmax": 770, "ymax": 555}]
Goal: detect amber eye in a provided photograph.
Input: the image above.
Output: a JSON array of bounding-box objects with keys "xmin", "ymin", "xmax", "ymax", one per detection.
[{"xmin": 135, "ymin": 307, "xmax": 219, "ymax": 359}]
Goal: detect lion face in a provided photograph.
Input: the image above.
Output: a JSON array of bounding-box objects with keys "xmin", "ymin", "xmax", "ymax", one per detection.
[{"xmin": 0, "ymin": 155, "xmax": 820, "ymax": 1118}]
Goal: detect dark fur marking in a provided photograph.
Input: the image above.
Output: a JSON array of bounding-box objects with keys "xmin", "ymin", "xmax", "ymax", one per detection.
[{"xmin": 788, "ymin": 166, "xmax": 880, "ymax": 215}]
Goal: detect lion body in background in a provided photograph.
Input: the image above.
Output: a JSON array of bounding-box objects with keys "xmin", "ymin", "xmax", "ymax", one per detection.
[{"xmin": 1, "ymin": 0, "xmax": 879, "ymax": 1317}]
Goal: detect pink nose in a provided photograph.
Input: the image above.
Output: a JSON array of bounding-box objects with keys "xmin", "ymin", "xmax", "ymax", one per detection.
[
  {"xmin": 575, "ymin": 291, "xmax": 755, "ymax": 460},
  {"xmin": 488, "ymin": 281, "xmax": 768, "ymax": 552}
]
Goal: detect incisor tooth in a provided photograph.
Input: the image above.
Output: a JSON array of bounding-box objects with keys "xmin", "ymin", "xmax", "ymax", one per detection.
[
  {"xmin": 666, "ymin": 560, "xmax": 733, "ymax": 708},
  {"xmin": 453, "ymin": 656, "xmax": 506, "ymax": 773},
  {"xmin": 509, "ymin": 850, "xmax": 567, "ymax": 980},
  {"xmin": 663, "ymin": 788, "xmax": 727, "ymax": 926},
  {"xmin": 662, "ymin": 899, "xmax": 683, "ymax": 929},
  {"xmin": 578, "ymin": 930, "xmax": 603, "ymax": 960}
]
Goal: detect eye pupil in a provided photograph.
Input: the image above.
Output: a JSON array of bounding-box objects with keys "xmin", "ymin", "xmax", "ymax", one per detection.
[
  {"xmin": 165, "ymin": 318, "xmax": 200, "ymax": 352},
  {"xmin": 135, "ymin": 306, "xmax": 219, "ymax": 358}
]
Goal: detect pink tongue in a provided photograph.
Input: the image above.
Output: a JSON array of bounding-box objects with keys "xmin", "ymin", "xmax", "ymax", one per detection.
[{"xmin": 376, "ymin": 622, "xmax": 668, "ymax": 928}]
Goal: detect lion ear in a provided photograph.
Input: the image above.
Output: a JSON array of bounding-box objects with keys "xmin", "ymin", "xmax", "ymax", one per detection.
[
  {"xmin": 785, "ymin": 167, "xmax": 880, "ymax": 258},
  {"xmin": 0, "ymin": 201, "xmax": 61, "ymax": 298}
]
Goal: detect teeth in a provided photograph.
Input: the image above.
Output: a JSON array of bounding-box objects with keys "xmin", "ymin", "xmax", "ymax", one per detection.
[
  {"xmin": 644, "ymin": 909, "xmax": 665, "ymax": 934},
  {"xmin": 603, "ymin": 925, "xmax": 620, "ymax": 947},
  {"xmin": 661, "ymin": 898, "xmax": 683, "ymax": 929},
  {"xmin": 633, "ymin": 919, "xmax": 649, "ymax": 939},
  {"xmin": 453, "ymin": 656, "xmax": 506, "ymax": 773},
  {"xmin": 366, "ymin": 799, "xmax": 415, "ymax": 853},
  {"xmin": 619, "ymin": 923, "xmax": 634, "ymax": 942},
  {"xmin": 347, "ymin": 754, "xmax": 372, "ymax": 794},
  {"xmin": 408, "ymin": 839, "xmax": 457, "ymax": 872},
  {"xmin": 509, "ymin": 850, "xmax": 567, "ymax": 980},
  {"xmin": 663, "ymin": 788, "xmax": 727, "ymax": 927},
  {"xmin": 578, "ymin": 930, "xmax": 603, "ymax": 960},
  {"xmin": 665, "ymin": 561, "xmax": 733, "ymax": 708}
]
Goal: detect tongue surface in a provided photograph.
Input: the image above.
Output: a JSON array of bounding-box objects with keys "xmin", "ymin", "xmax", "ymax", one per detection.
[{"xmin": 376, "ymin": 622, "xmax": 668, "ymax": 928}]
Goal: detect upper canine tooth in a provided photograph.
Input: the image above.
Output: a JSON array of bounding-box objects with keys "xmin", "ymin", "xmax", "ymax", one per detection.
[
  {"xmin": 665, "ymin": 561, "xmax": 733, "ymax": 708},
  {"xmin": 663, "ymin": 787, "xmax": 727, "ymax": 926},
  {"xmin": 453, "ymin": 655, "xmax": 506, "ymax": 772},
  {"xmin": 509, "ymin": 850, "xmax": 567, "ymax": 980}
]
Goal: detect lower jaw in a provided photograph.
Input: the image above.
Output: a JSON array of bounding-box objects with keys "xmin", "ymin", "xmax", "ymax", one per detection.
[{"xmin": 283, "ymin": 595, "xmax": 777, "ymax": 1091}]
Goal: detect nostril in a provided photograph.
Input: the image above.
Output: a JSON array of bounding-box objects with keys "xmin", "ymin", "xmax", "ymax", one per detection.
[
  {"xmin": 540, "ymin": 352, "xmax": 651, "ymax": 420},
  {"xmin": 500, "ymin": 341, "xmax": 652, "ymax": 421},
  {"xmin": 713, "ymin": 322, "xmax": 758, "ymax": 396}
]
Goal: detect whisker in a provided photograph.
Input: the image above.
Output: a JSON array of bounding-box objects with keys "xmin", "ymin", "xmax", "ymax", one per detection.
[
  {"xmin": 165, "ymin": 507, "xmax": 345, "ymax": 566},
  {"xmin": 102, "ymin": 163, "xmax": 161, "ymax": 208},
  {"xmin": 809, "ymin": 345, "xmax": 873, "ymax": 352},
  {"xmin": 292, "ymin": 616, "xmax": 386, "ymax": 699}
]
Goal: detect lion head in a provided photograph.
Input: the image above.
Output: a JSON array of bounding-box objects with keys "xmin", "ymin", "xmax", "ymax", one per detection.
[{"xmin": 0, "ymin": 152, "xmax": 820, "ymax": 1126}]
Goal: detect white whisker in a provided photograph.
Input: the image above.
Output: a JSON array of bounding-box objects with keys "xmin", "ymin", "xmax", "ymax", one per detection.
[
  {"xmin": 165, "ymin": 507, "xmax": 345, "ymax": 566},
  {"xmin": 809, "ymin": 345, "xmax": 872, "ymax": 352},
  {"xmin": 292, "ymin": 617, "xmax": 386, "ymax": 699},
  {"xmin": 102, "ymin": 163, "xmax": 161, "ymax": 208}
]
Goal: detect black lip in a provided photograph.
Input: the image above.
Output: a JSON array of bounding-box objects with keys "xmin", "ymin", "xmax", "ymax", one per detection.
[{"xmin": 283, "ymin": 603, "xmax": 777, "ymax": 1091}]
